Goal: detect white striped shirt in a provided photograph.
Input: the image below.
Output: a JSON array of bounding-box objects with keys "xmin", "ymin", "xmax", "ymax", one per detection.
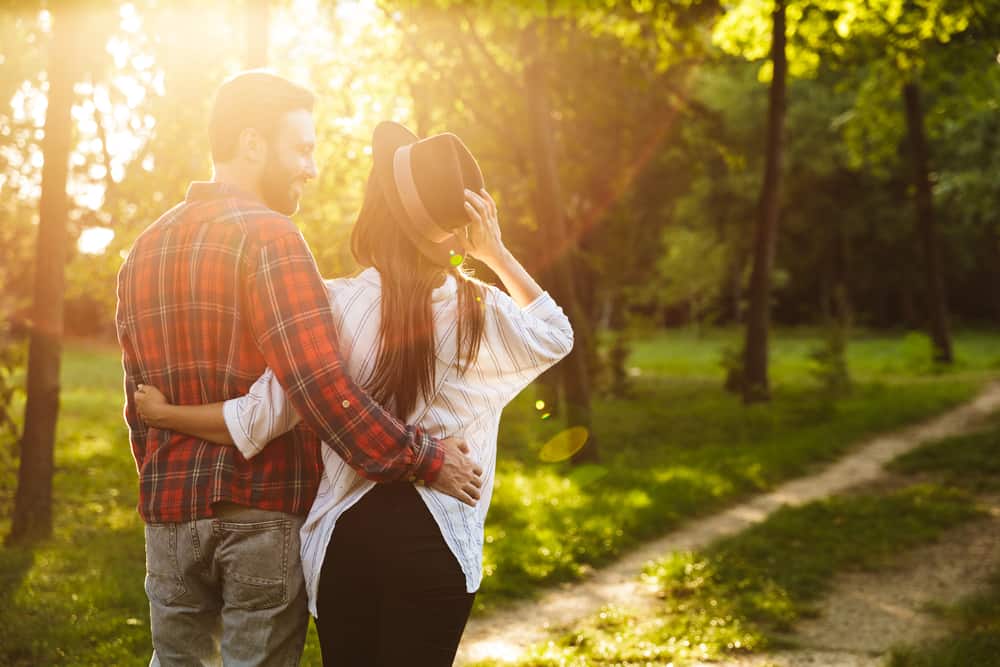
[{"xmin": 222, "ymin": 267, "xmax": 573, "ymax": 617}]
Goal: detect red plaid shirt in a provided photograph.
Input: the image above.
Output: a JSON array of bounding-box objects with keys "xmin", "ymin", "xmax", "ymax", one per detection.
[{"xmin": 116, "ymin": 182, "xmax": 444, "ymax": 523}]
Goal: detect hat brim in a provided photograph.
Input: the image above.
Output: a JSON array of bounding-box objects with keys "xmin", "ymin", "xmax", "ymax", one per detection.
[{"xmin": 372, "ymin": 121, "xmax": 465, "ymax": 268}]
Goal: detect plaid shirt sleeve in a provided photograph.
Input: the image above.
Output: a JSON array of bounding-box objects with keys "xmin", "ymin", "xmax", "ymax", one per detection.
[
  {"xmin": 244, "ymin": 226, "xmax": 444, "ymax": 484},
  {"xmin": 116, "ymin": 278, "xmax": 147, "ymax": 473}
]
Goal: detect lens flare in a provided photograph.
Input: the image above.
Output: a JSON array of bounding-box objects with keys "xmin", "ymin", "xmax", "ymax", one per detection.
[
  {"xmin": 539, "ymin": 426, "xmax": 589, "ymax": 462},
  {"xmin": 535, "ymin": 400, "xmax": 545, "ymax": 410}
]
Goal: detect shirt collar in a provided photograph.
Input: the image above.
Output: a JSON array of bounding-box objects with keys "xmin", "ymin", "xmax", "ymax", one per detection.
[
  {"xmin": 357, "ymin": 267, "xmax": 457, "ymax": 303},
  {"xmin": 185, "ymin": 181, "xmax": 262, "ymax": 203}
]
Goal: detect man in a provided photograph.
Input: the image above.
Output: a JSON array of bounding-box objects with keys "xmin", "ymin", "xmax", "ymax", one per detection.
[{"xmin": 116, "ymin": 70, "xmax": 483, "ymax": 666}]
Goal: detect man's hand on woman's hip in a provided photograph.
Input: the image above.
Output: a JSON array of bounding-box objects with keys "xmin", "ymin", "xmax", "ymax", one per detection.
[{"xmin": 427, "ymin": 437, "xmax": 483, "ymax": 507}]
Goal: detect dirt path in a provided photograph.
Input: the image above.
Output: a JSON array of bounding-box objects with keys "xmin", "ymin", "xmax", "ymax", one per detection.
[
  {"xmin": 456, "ymin": 382, "xmax": 1000, "ymax": 665},
  {"xmin": 711, "ymin": 495, "xmax": 1000, "ymax": 667}
]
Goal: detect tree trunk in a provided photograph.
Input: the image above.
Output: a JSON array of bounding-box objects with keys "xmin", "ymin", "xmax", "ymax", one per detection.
[
  {"xmin": 523, "ymin": 24, "xmax": 598, "ymax": 463},
  {"xmin": 832, "ymin": 213, "xmax": 851, "ymax": 326},
  {"xmin": 724, "ymin": 244, "xmax": 745, "ymax": 325},
  {"xmin": 900, "ymin": 283, "xmax": 915, "ymax": 328},
  {"xmin": 902, "ymin": 80, "xmax": 953, "ymax": 363},
  {"xmin": 741, "ymin": 0, "xmax": 787, "ymax": 404},
  {"xmin": 607, "ymin": 292, "xmax": 630, "ymax": 398},
  {"xmin": 7, "ymin": 8, "xmax": 81, "ymax": 545},
  {"xmin": 988, "ymin": 225, "xmax": 1000, "ymax": 323},
  {"xmin": 245, "ymin": 0, "xmax": 270, "ymax": 69},
  {"xmin": 822, "ymin": 212, "xmax": 851, "ymax": 324}
]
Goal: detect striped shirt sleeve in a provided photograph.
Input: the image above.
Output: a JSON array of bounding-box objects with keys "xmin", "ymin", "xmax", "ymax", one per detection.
[
  {"xmin": 222, "ymin": 368, "xmax": 301, "ymax": 459},
  {"xmin": 475, "ymin": 287, "xmax": 574, "ymax": 403}
]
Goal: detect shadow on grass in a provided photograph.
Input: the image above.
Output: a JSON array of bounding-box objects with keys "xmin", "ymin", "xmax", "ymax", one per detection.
[
  {"xmin": 0, "ymin": 545, "xmax": 35, "ymax": 604},
  {"xmin": 0, "ymin": 522, "xmax": 149, "ymax": 667}
]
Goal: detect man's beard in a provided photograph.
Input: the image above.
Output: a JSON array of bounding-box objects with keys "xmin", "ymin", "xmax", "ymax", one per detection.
[{"xmin": 259, "ymin": 157, "xmax": 302, "ymax": 216}]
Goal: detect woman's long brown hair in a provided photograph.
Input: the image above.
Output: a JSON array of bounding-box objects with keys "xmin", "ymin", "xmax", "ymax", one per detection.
[{"xmin": 351, "ymin": 170, "xmax": 486, "ymax": 419}]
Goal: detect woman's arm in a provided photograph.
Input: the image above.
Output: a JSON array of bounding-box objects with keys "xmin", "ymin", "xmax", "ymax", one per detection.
[
  {"xmin": 462, "ymin": 188, "xmax": 574, "ymax": 400},
  {"xmin": 464, "ymin": 188, "xmax": 543, "ymax": 307},
  {"xmin": 134, "ymin": 384, "xmax": 235, "ymax": 445}
]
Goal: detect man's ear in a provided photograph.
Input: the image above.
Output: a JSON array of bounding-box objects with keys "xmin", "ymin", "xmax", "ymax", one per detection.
[{"xmin": 237, "ymin": 127, "xmax": 267, "ymax": 164}]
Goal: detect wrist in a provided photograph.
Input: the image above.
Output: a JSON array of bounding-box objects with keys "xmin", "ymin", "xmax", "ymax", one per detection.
[
  {"xmin": 409, "ymin": 431, "xmax": 443, "ymax": 486},
  {"xmin": 150, "ymin": 403, "xmax": 174, "ymax": 428},
  {"xmin": 480, "ymin": 246, "xmax": 514, "ymax": 270}
]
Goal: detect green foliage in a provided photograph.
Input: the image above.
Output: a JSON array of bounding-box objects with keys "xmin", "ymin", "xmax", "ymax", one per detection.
[
  {"xmin": 0, "ymin": 242, "xmax": 27, "ymax": 513},
  {"xmin": 807, "ymin": 333, "xmax": 850, "ymax": 395},
  {"xmin": 656, "ymin": 225, "xmax": 729, "ymax": 327},
  {"xmin": 3, "ymin": 0, "xmax": 1000, "ymax": 340},
  {"xmin": 897, "ymin": 331, "xmax": 938, "ymax": 373},
  {"xmin": 720, "ymin": 342, "xmax": 744, "ymax": 393},
  {"xmin": 0, "ymin": 338, "xmax": 24, "ymax": 525},
  {"xmin": 807, "ymin": 314, "xmax": 851, "ymax": 396}
]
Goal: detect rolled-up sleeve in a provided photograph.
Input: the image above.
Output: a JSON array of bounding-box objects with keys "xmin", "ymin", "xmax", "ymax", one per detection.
[
  {"xmin": 119, "ymin": 331, "xmax": 148, "ymax": 473},
  {"xmin": 222, "ymin": 368, "xmax": 302, "ymax": 459}
]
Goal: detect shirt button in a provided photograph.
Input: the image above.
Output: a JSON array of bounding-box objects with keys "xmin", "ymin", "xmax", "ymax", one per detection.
[{"xmin": 341, "ymin": 400, "xmax": 350, "ymax": 408}]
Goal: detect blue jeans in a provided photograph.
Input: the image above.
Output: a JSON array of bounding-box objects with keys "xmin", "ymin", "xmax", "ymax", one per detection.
[{"xmin": 145, "ymin": 504, "xmax": 308, "ymax": 667}]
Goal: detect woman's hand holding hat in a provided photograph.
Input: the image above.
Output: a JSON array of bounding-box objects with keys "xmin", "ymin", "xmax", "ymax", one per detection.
[{"xmin": 463, "ymin": 188, "xmax": 505, "ymax": 264}]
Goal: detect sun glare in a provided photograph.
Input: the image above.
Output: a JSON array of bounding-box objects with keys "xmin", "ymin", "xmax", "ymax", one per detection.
[
  {"xmin": 77, "ymin": 227, "xmax": 115, "ymax": 255},
  {"xmin": 335, "ymin": 0, "xmax": 379, "ymax": 35}
]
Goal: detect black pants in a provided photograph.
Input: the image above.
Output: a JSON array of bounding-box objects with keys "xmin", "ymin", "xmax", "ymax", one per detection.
[{"xmin": 314, "ymin": 482, "xmax": 476, "ymax": 666}]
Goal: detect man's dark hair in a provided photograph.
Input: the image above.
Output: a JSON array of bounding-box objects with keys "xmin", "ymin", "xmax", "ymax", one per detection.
[{"xmin": 209, "ymin": 70, "xmax": 315, "ymax": 163}]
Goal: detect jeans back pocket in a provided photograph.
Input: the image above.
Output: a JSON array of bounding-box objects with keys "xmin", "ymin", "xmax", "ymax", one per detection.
[
  {"xmin": 214, "ymin": 518, "xmax": 291, "ymax": 611},
  {"xmin": 145, "ymin": 523, "xmax": 189, "ymax": 606}
]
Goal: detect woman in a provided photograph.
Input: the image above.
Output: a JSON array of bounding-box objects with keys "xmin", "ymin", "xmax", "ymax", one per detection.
[{"xmin": 133, "ymin": 121, "xmax": 573, "ymax": 665}]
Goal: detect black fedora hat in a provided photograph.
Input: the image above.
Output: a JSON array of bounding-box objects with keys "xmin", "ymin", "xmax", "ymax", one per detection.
[{"xmin": 372, "ymin": 121, "xmax": 485, "ymax": 267}]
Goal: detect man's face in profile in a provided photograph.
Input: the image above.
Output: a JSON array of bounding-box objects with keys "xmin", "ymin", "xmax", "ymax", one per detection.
[{"xmin": 260, "ymin": 109, "xmax": 317, "ymax": 215}]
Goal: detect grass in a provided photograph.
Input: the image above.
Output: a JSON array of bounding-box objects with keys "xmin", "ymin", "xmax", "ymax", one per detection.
[
  {"xmin": 478, "ymin": 328, "xmax": 998, "ymax": 607},
  {"xmin": 883, "ymin": 418, "xmax": 1000, "ymax": 667},
  {"xmin": 469, "ymin": 390, "xmax": 1000, "ymax": 667},
  {"xmin": 888, "ymin": 414, "xmax": 1000, "ymax": 494},
  {"xmin": 0, "ymin": 329, "xmax": 997, "ymax": 665},
  {"xmin": 470, "ymin": 484, "xmax": 983, "ymax": 666},
  {"xmin": 886, "ymin": 566, "xmax": 1000, "ymax": 667}
]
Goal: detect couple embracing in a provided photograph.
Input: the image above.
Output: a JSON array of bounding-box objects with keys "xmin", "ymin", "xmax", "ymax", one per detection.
[{"xmin": 116, "ymin": 70, "xmax": 572, "ymax": 666}]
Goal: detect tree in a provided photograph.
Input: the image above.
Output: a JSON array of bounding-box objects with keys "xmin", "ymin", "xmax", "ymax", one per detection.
[
  {"xmin": 8, "ymin": 3, "xmax": 87, "ymax": 544},
  {"xmin": 741, "ymin": 0, "xmax": 787, "ymax": 402},
  {"xmin": 522, "ymin": 21, "xmax": 599, "ymax": 461},
  {"xmin": 902, "ymin": 79, "xmax": 951, "ymax": 362},
  {"xmin": 833, "ymin": 0, "xmax": 985, "ymax": 361}
]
